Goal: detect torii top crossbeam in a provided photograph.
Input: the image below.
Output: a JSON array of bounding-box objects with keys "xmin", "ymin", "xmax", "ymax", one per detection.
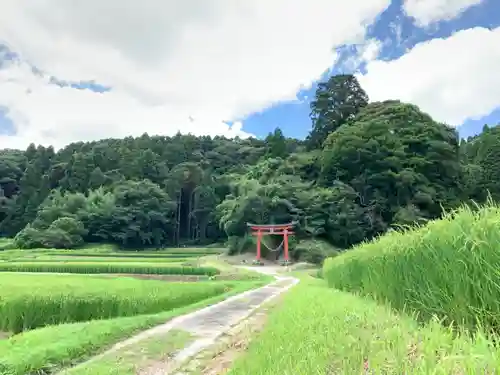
[
  {"xmin": 247, "ymin": 222, "xmax": 296, "ymax": 261},
  {"xmin": 247, "ymin": 222, "xmax": 295, "ymax": 230}
]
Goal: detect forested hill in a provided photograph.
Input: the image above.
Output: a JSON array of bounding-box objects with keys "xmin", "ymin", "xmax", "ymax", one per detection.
[{"xmin": 0, "ymin": 74, "xmax": 499, "ymax": 259}]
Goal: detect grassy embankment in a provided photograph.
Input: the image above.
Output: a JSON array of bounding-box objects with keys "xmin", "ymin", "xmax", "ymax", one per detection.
[
  {"xmin": 0, "ymin": 245, "xmax": 269, "ymax": 375},
  {"xmin": 229, "ymin": 204, "xmax": 500, "ymax": 374}
]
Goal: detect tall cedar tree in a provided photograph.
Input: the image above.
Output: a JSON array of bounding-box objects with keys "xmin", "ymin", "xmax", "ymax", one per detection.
[{"xmin": 306, "ymin": 74, "xmax": 369, "ymax": 150}]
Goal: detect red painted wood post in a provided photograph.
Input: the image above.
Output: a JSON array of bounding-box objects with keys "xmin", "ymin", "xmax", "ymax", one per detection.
[
  {"xmin": 284, "ymin": 228, "xmax": 289, "ymax": 261},
  {"xmin": 256, "ymin": 229, "xmax": 262, "ymax": 260}
]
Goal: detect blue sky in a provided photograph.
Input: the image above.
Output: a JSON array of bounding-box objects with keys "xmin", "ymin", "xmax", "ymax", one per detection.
[
  {"xmin": 0, "ymin": 107, "xmax": 13, "ymax": 136},
  {"xmin": 0, "ymin": 0, "xmax": 499, "ymax": 149},
  {"xmin": 242, "ymin": 0, "xmax": 500, "ymax": 140}
]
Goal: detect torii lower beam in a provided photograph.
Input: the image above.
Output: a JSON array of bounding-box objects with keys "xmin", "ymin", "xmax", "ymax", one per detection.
[{"xmin": 247, "ymin": 222, "xmax": 296, "ymax": 262}]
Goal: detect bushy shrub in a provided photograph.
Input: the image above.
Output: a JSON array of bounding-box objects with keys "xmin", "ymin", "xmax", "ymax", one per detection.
[
  {"xmin": 14, "ymin": 218, "xmax": 87, "ymax": 249},
  {"xmin": 293, "ymin": 239, "xmax": 339, "ymax": 264},
  {"xmin": 227, "ymin": 234, "xmax": 255, "ymax": 255},
  {"xmin": 13, "ymin": 226, "xmax": 44, "ymax": 249}
]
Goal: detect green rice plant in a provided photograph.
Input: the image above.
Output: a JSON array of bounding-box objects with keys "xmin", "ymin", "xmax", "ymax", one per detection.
[
  {"xmin": 75, "ymin": 244, "xmax": 120, "ymax": 253},
  {"xmin": 0, "ymin": 273, "xmax": 232, "ymax": 333},
  {"xmin": 229, "ymin": 275, "xmax": 500, "ymax": 374},
  {"xmin": 0, "ymin": 247, "xmax": 222, "ymax": 258},
  {"xmin": 0, "ymin": 280, "xmax": 262, "ymax": 375},
  {"xmin": 44, "ymin": 251, "xmax": 218, "ymax": 258},
  {"xmin": 20, "ymin": 256, "xmax": 190, "ymax": 263},
  {"xmin": 323, "ymin": 203, "xmax": 500, "ymax": 333},
  {"xmin": 0, "ymin": 262, "xmax": 219, "ymax": 276}
]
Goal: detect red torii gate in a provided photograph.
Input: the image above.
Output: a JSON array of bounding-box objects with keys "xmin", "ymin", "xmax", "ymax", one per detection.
[{"xmin": 247, "ymin": 222, "xmax": 295, "ymax": 262}]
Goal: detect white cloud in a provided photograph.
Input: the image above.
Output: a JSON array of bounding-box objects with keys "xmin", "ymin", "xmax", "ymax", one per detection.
[
  {"xmin": 358, "ymin": 26, "xmax": 500, "ymax": 126},
  {"xmin": 340, "ymin": 38, "xmax": 383, "ymax": 71},
  {"xmin": 403, "ymin": 0, "xmax": 484, "ymax": 27},
  {"xmin": 0, "ymin": 60, "xmax": 252, "ymax": 149},
  {"xmin": 0, "ymin": 0, "xmax": 390, "ymax": 150}
]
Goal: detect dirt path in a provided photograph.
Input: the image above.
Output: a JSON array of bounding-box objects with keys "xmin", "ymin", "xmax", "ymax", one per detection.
[{"xmin": 61, "ymin": 266, "xmax": 298, "ymax": 375}]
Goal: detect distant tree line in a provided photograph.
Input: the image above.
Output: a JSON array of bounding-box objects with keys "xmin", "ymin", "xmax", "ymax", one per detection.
[{"xmin": 0, "ymin": 74, "xmax": 498, "ymax": 261}]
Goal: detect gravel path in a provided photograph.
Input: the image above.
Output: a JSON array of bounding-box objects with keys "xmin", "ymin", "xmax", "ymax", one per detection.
[
  {"xmin": 150, "ymin": 273, "xmax": 298, "ymax": 375},
  {"xmin": 62, "ymin": 266, "xmax": 298, "ymax": 375}
]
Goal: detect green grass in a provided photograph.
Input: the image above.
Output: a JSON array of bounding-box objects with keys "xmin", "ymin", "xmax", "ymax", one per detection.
[
  {"xmin": 0, "ymin": 280, "xmax": 263, "ymax": 375},
  {"xmin": 0, "ymin": 262, "xmax": 219, "ymax": 276},
  {"xmin": 45, "ymin": 247, "xmax": 224, "ymax": 255},
  {"xmin": 45, "ymin": 251, "xmax": 221, "ymax": 258},
  {"xmin": 64, "ymin": 329, "xmax": 192, "ymax": 375},
  {"xmin": 229, "ymin": 275, "xmax": 500, "ymax": 374},
  {"xmin": 0, "ymin": 252, "xmax": 218, "ymax": 261},
  {"xmin": 323, "ymin": 204, "xmax": 500, "ymax": 333},
  {"xmin": 0, "ymin": 246, "xmax": 224, "ymax": 260},
  {"xmin": 0, "ymin": 273, "xmax": 235, "ymax": 333},
  {"xmin": 0, "ymin": 245, "xmax": 267, "ymax": 374},
  {"xmin": 6, "ymin": 256, "xmax": 190, "ymax": 263}
]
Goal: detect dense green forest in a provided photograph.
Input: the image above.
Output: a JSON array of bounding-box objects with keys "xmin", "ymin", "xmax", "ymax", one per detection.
[{"xmin": 0, "ymin": 74, "xmax": 499, "ymax": 261}]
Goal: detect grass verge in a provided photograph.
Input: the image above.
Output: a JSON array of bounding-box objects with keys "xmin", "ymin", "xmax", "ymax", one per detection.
[
  {"xmin": 228, "ymin": 275, "xmax": 500, "ymax": 374},
  {"xmin": 63, "ymin": 329, "xmax": 192, "ymax": 375},
  {"xmin": 323, "ymin": 204, "xmax": 500, "ymax": 333},
  {"xmin": 0, "ymin": 280, "xmax": 265, "ymax": 375}
]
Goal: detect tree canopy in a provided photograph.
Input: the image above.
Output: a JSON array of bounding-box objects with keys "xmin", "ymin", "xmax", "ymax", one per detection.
[{"xmin": 0, "ymin": 74, "xmax": 497, "ymax": 263}]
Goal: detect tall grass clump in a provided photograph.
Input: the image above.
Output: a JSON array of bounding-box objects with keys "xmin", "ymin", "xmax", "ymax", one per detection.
[
  {"xmin": 0, "ymin": 273, "xmax": 233, "ymax": 333},
  {"xmin": 323, "ymin": 203, "xmax": 500, "ymax": 333}
]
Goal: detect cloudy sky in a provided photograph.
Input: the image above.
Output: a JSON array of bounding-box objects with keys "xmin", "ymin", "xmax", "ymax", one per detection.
[{"xmin": 0, "ymin": 0, "xmax": 499, "ymax": 150}]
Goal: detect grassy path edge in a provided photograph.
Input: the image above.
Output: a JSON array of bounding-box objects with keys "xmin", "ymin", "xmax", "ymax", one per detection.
[
  {"xmin": 62, "ymin": 267, "xmax": 298, "ymax": 375},
  {"xmin": 160, "ymin": 274, "xmax": 299, "ymax": 374}
]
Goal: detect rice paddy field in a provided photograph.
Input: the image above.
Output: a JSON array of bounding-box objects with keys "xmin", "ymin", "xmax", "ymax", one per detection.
[
  {"xmin": 227, "ymin": 204, "xmax": 500, "ymax": 374},
  {"xmin": 5, "ymin": 204, "xmax": 500, "ymax": 374},
  {"xmin": 0, "ymin": 262, "xmax": 219, "ymax": 276},
  {"xmin": 0, "ymin": 245, "xmax": 267, "ymax": 374},
  {"xmin": 0, "ymin": 247, "xmax": 222, "ymax": 277},
  {"xmin": 0, "ymin": 273, "xmax": 235, "ymax": 333},
  {"xmin": 323, "ymin": 204, "xmax": 500, "ymax": 333}
]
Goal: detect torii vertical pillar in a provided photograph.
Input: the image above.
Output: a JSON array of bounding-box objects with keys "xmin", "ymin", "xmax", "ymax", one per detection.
[
  {"xmin": 256, "ymin": 229, "xmax": 262, "ymax": 261},
  {"xmin": 284, "ymin": 228, "xmax": 289, "ymax": 261}
]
